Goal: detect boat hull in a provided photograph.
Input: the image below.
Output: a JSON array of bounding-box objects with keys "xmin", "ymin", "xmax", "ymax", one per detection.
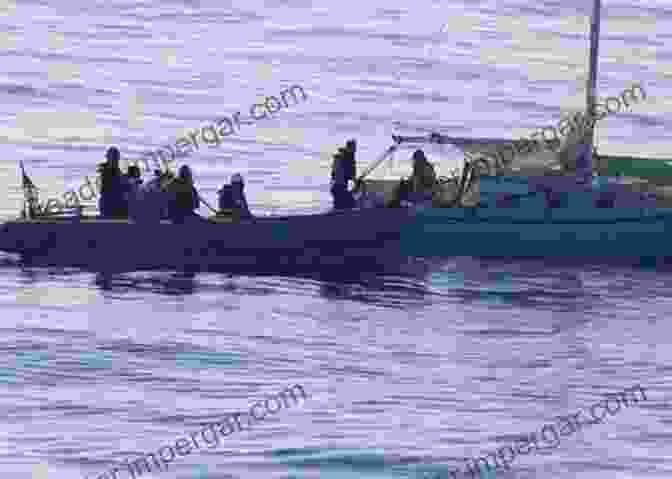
[
  {"xmin": 2, "ymin": 205, "xmax": 672, "ymax": 272},
  {"xmin": 401, "ymin": 207, "xmax": 672, "ymax": 259},
  {"xmin": 0, "ymin": 209, "xmax": 415, "ymax": 273}
]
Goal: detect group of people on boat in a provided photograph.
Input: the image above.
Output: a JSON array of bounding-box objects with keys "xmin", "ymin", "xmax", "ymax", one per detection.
[
  {"xmin": 329, "ymin": 139, "xmax": 439, "ymax": 210},
  {"xmin": 94, "ymin": 140, "xmax": 440, "ymax": 222},
  {"xmin": 97, "ymin": 146, "xmax": 251, "ymax": 222}
]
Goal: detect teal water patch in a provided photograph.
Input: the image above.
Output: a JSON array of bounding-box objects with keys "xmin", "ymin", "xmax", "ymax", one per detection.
[
  {"xmin": 0, "ymin": 349, "xmax": 116, "ymax": 383},
  {"xmin": 174, "ymin": 350, "xmax": 241, "ymax": 370},
  {"xmin": 0, "ymin": 350, "xmax": 51, "ymax": 383},
  {"xmin": 273, "ymin": 448, "xmax": 466, "ymax": 479},
  {"xmin": 479, "ymin": 468, "xmax": 497, "ymax": 479},
  {"xmin": 14, "ymin": 350, "xmax": 51, "ymax": 367},
  {"xmin": 0, "ymin": 369, "xmax": 17, "ymax": 384},
  {"xmin": 190, "ymin": 464, "xmax": 210, "ymax": 478},
  {"xmin": 484, "ymin": 271, "xmax": 521, "ymax": 294},
  {"xmin": 400, "ymin": 462, "xmax": 476, "ymax": 479},
  {"xmin": 275, "ymin": 448, "xmax": 395, "ymax": 478},
  {"xmin": 76, "ymin": 350, "xmax": 115, "ymax": 370},
  {"xmin": 428, "ymin": 270, "xmax": 466, "ymax": 289},
  {"xmin": 428, "ymin": 269, "xmax": 523, "ymax": 306}
]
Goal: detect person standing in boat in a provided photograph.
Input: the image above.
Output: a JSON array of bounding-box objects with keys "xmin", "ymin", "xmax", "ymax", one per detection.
[
  {"xmin": 330, "ymin": 139, "xmax": 357, "ymax": 210},
  {"xmin": 217, "ymin": 173, "xmax": 252, "ymax": 219},
  {"xmin": 166, "ymin": 165, "xmax": 202, "ymax": 223},
  {"xmin": 98, "ymin": 146, "xmax": 132, "ymax": 218}
]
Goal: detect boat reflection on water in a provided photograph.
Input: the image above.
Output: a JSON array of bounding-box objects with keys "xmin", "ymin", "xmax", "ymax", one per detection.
[
  {"xmin": 94, "ymin": 271, "xmax": 199, "ymax": 295},
  {"xmin": 316, "ymin": 256, "xmax": 435, "ymax": 307},
  {"xmin": 4, "ymin": 251, "xmax": 672, "ymax": 329},
  {"xmin": 426, "ymin": 256, "xmax": 594, "ymax": 310},
  {"xmin": 421, "ymin": 255, "xmax": 672, "ymax": 336}
]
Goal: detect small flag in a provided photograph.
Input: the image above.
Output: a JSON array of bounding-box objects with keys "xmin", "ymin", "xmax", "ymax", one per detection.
[
  {"xmin": 20, "ymin": 161, "xmax": 36, "ymax": 191},
  {"xmin": 19, "ymin": 161, "xmax": 40, "ymax": 218}
]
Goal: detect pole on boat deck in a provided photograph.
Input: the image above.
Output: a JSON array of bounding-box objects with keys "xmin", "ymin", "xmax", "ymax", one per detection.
[{"xmin": 585, "ymin": 0, "xmax": 601, "ymax": 156}]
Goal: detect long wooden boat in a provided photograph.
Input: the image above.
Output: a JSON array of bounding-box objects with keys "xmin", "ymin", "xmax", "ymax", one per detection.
[
  {"xmin": 3, "ymin": 143, "xmax": 672, "ymax": 270},
  {"xmin": 2, "ymin": 172, "xmax": 672, "ymax": 271},
  {"xmin": 3, "ymin": 0, "xmax": 672, "ymax": 272}
]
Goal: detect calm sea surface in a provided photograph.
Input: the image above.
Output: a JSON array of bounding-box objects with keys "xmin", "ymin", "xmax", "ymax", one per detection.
[{"xmin": 0, "ymin": 0, "xmax": 670, "ymax": 478}]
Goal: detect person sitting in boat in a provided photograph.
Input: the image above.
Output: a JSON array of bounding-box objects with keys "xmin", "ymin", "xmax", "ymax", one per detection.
[
  {"xmin": 126, "ymin": 165, "xmax": 142, "ymax": 188},
  {"xmin": 409, "ymin": 149, "xmax": 437, "ymax": 204},
  {"xmin": 131, "ymin": 169, "xmax": 172, "ymax": 222},
  {"xmin": 330, "ymin": 139, "xmax": 357, "ymax": 210},
  {"xmin": 217, "ymin": 173, "xmax": 252, "ymax": 219},
  {"xmin": 410, "ymin": 149, "xmax": 437, "ymax": 192},
  {"xmin": 386, "ymin": 150, "xmax": 437, "ymax": 208},
  {"xmin": 142, "ymin": 169, "xmax": 162, "ymax": 195},
  {"xmin": 125, "ymin": 165, "xmax": 145, "ymax": 221},
  {"xmin": 98, "ymin": 146, "xmax": 132, "ymax": 218},
  {"xmin": 166, "ymin": 165, "xmax": 202, "ymax": 223}
]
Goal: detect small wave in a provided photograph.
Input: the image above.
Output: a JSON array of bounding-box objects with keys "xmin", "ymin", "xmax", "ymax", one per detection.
[{"xmin": 0, "ymin": 83, "xmax": 45, "ymax": 97}]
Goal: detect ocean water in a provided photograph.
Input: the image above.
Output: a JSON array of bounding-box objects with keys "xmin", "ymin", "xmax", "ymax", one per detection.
[{"xmin": 0, "ymin": 0, "xmax": 671, "ymax": 479}]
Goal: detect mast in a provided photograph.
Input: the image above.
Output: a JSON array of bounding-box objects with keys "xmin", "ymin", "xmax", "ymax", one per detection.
[{"xmin": 585, "ymin": 0, "xmax": 602, "ymax": 149}]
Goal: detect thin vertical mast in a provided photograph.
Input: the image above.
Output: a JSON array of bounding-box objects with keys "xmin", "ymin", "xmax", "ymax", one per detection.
[{"xmin": 586, "ymin": 0, "xmax": 602, "ymax": 149}]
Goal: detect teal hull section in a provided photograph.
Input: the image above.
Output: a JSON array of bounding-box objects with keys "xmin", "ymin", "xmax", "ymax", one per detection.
[{"xmin": 400, "ymin": 207, "xmax": 672, "ymax": 258}]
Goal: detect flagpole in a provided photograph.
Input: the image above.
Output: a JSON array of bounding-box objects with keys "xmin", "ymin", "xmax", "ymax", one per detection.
[{"xmin": 19, "ymin": 161, "xmax": 27, "ymax": 218}]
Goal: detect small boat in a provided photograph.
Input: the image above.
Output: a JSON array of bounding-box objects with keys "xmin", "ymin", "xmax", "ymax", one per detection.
[
  {"xmin": 2, "ymin": 0, "xmax": 671, "ymax": 271},
  {"xmin": 2, "ymin": 132, "xmax": 672, "ymax": 270}
]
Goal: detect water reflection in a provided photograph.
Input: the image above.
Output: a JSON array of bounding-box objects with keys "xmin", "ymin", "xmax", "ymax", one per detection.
[
  {"xmin": 426, "ymin": 257, "xmax": 593, "ymax": 309},
  {"xmin": 94, "ymin": 271, "xmax": 198, "ymax": 295},
  {"xmin": 3, "ymin": 253, "xmax": 672, "ymax": 315}
]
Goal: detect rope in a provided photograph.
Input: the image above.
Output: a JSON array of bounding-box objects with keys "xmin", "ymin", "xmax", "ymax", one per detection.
[
  {"xmin": 356, "ymin": 145, "xmax": 399, "ymax": 183},
  {"xmin": 198, "ymin": 193, "xmax": 219, "ymax": 215}
]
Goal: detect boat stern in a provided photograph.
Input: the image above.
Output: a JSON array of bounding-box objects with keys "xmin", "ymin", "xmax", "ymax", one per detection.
[{"xmin": 0, "ymin": 219, "xmax": 51, "ymax": 255}]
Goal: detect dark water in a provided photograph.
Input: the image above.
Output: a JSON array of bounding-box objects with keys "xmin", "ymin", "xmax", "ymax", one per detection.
[{"xmin": 0, "ymin": 0, "xmax": 670, "ymax": 478}]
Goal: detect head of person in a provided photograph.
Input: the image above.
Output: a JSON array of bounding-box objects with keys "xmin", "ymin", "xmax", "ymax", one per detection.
[
  {"xmin": 412, "ymin": 149, "xmax": 427, "ymax": 163},
  {"xmin": 178, "ymin": 165, "xmax": 193, "ymax": 184},
  {"xmin": 231, "ymin": 173, "xmax": 244, "ymax": 190},
  {"xmin": 346, "ymin": 139, "xmax": 356, "ymax": 153},
  {"xmin": 105, "ymin": 146, "xmax": 120, "ymax": 168}
]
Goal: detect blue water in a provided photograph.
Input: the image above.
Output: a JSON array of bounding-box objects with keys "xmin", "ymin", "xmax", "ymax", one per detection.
[{"xmin": 0, "ymin": 0, "xmax": 670, "ymax": 478}]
